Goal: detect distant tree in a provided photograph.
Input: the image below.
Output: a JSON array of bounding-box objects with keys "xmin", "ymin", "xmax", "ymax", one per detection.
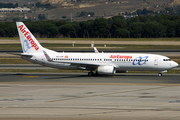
[
  {"xmin": 79, "ymin": 21, "xmax": 89, "ymax": 38},
  {"xmin": 176, "ymin": 22, "xmax": 180, "ymax": 37},
  {"xmin": 59, "ymin": 24, "xmax": 76, "ymax": 37},
  {"xmin": 111, "ymin": 16, "xmax": 126, "ymax": 37},
  {"xmin": 107, "ymin": 18, "xmax": 113, "ymax": 37},
  {"xmin": 38, "ymin": 14, "xmax": 46, "ymax": 20},
  {"xmin": 154, "ymin": 15, "xmax": 162, "ymax": 22},
  {"xmin": 55, "ymin": 20, "xmax": 67, "ymax": 27},
  {"xmin": 79, "ymin": 20, "xmax": 94, "ymax": 38},
  {"xmin": 46, "ymin": 25, "xmax": 59, "ymax": 37},
  {"xmin": 138, "ymin": 16, "xmax": 149, "ymax": 23},
  {"xmin": 143, "ymin": 22, "xmax": 167, "ymax": 37},
  {"xmin": 136, "ymin": 9, "xmax": 142, "ymax": 16},
  {"xmin": 112, "ymin": 16, "xmax": 124, "ymax": 20},
  {"xmin": 14, "ymin": 3, "xmax": 18, "ymax": 8},
  {"xmin": 115, "ymin": 29, "xmax": 130, "ymax": 38},
  {"xmin": 29, "ymin": 21, "xmax": 58, "ymax": 38},
  {"xmin": 0, "ymin": 28, "xmax": 5, "ymax": 37},
  {"xmin": 71, "ymin": 22, "xmax": 80, "ymax": 38},
  {"xmin": 4, "ymin": 22, "xmax": 16, "ymax": 37},
  {"xmin": 92, "ymin": 18, "xmax": 111, "ymax": 38},
  {"xmin": 29, "ymin": 22, "xmax": 43, "ymax": 37},
  {"xmin": 127, "ymin": 17, "xmax": 139, "ymax": 24},
  {"xmin": 44, "ymin": 3, "xmax": 51, "ymax": 8},
  {"xmin": 62, "ymin": 16, "xmax": 66, "ymax": 18},
  {"xmin": 161, "ymin": 20, "xmax": 178, "ymax": 37},
  {"xmin": 79, "ymin": 20, "xmax": 95, "ymax": 38},
  {"xmin": 165, "ymin": 7, "xmax": 172, "ymax": 12},
  {"xmin": 160, "ymin": 14, "xmax": 171, "ymax": 21},
  {"xmin": 128, "ymin": 22, "xmax": 144, "ymax": 38},
  {"xmin": 142, "ymin": 8, "xmax": 148, "ymax": 15},
  {"xmin": 36, "ymin": 2, "xmax": 41, "ymax": 7},
  {"xmin": 111, "ymin": 17, "xmax": 126, "ymax": 29},
  {"xmin": 0, "ymin": 2, "xmax": 18, "ymax": 8}
]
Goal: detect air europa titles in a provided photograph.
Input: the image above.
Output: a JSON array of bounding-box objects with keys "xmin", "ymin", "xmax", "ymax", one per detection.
[
  {"xmin": 110, "ymin": 55, "xmax": 132, "ymax": 59},
  {"xmin": 18, "ymin": 25, "xmax": 39, "ymax": 51}
]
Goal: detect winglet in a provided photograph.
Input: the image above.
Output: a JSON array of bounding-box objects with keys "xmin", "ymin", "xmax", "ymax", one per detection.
[
  {"xmin": 94, "ymin": 47, "xmax": 99, "ymax": 53},
  {"xmin": 43, "ymin": 51, "xmax": 52, "ymax": 62}
]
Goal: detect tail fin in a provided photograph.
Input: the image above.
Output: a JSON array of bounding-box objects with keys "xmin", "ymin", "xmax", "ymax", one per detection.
[{"xmin": 16, "ymin": 22, "xmax": 43, "ymax": 53}]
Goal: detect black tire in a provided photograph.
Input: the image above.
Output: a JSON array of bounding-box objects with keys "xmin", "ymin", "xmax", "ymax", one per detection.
[{"xmin": 158, "ymin": 73, "xmax": 162, "ymax": 77}]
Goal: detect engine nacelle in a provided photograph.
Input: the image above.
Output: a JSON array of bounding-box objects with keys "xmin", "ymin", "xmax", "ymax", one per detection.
[{"xmin": 97, "ymin": 66, "xmax": 116, "ymax": 74}]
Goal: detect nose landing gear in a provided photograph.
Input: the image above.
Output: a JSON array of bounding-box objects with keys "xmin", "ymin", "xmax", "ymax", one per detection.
[
  {"xmin": 158, "ymin": 73, "xmax": 162, "ymax": 77},
  {"xmin": 158, "ymin": 70, "xmax": 168, "ymax": 76}
]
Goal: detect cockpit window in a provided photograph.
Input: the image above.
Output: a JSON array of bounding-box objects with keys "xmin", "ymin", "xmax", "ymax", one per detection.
[{"xmin": 163, "ymin": 59, "xmax": 171, "ymax": 61}]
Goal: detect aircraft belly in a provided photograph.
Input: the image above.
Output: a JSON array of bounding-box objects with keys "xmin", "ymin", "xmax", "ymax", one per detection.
[
  {"xmin": 116, "ymin": 63, "xmax": 155, "ymax": 71},
  {"xmin": 43, "ymin": 62, "xmax": 84, "ymax": 70}
]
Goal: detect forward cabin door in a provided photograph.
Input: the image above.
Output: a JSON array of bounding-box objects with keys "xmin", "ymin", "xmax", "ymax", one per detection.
[{"xmin": 154, "ymin": 57, "xmax": 158, "ymax": 65}]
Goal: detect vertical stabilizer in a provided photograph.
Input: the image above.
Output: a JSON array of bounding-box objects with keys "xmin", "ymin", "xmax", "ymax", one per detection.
[{"xmin": 16, "ymin": 22, "xmax": 43, "ymax": 53}]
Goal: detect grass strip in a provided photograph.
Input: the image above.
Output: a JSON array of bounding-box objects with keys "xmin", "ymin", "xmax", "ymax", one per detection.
[
  {"xmin": 0, "ymin": 58, "xmax": 31, "ymax": 64},
  {"xmin": 0, "ymin": 69, "xmax": 83, "ymax": 73},
  {"xmin": 0, "ymin": 44, "xmax": 180, "ymax": 50},
  {"xmin": 1, "ymin": 37, "xmax": 180, "ymax": 41}
]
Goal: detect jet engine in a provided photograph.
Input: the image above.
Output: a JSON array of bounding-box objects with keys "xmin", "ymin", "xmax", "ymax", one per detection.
[{"xmin": 97, "ymin": 66, "xmax": 116, "ymax": 74}]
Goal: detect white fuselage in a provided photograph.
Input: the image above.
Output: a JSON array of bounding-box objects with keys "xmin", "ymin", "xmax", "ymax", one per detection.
[{"xmin": 22, "ymin": 52, "xmax": 178, "ymax": 72}]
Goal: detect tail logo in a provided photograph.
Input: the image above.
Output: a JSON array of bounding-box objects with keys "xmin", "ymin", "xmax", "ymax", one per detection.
[
  {"xmin": 23, "ymin": 39, "xmax": 31, "ymax": 53},
  {"xmin": 18, "ymin": 24, "xmax": 39, "ymax": 51}
]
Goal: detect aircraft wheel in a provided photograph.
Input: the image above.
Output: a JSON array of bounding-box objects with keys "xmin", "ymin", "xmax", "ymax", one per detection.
[
  {"xmin": 158, "ymin": 73, "xmax": 162, "ymax": 77},
  {"xmin": 88, "ymin": 72, "xmax": 94, "ymax": 76}
]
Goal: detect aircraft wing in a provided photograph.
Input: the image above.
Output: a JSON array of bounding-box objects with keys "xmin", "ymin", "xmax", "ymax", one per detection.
[
  {"xmin": 60, "ymin": 61, "xmax": 99, "ymax": 70},
  {"xmin": 43, "ymin": 50, "xmax": 100, "ymax": 70}
]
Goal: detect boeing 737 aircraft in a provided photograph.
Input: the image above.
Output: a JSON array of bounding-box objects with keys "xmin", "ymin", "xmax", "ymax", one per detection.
[{"xmin": 16, "ymin": 22, "xmax": 178, "ymax": 76}]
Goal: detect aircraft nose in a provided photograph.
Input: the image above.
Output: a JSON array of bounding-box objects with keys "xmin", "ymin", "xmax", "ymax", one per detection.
[{"xmin": 172, "ymin": 61, "xmax": 179, "ymax": 68}]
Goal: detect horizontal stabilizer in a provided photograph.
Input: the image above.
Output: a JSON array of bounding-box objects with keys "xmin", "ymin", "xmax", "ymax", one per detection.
[{"xmin": 8, "ymin": 53, "xmax": 32, "ymax": 57}]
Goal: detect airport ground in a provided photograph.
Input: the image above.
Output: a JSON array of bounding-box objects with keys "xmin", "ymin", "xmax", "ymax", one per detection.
[
  {"xmin": 0, "ymin": 73, "xmax": 180, "ymax": 120},
  {"xmin": 0, "ymin": 39, "xmax": 180, "ymax": 120}
]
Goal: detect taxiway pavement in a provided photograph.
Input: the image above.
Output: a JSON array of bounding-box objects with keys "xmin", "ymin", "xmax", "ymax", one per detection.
[
  {"xmin": 0, "ymin": 64, "xmax": 179, "ymax": 70},
  {"xmin": 0, "ymin": 73, "xmax": 180, "ymax": 120}
]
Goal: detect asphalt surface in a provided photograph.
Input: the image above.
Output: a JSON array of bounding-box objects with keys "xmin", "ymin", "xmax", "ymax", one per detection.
[
  {"xmin": 0, "ymin": 72, "xmax": 180, "ymax": 84},
  {"xmin": 0, "ymin": 73, "xmax": 180, "ymax": 120},
  {"xmin": 0, "ymin": 64, "xmax": 179, "ymax": 70}
]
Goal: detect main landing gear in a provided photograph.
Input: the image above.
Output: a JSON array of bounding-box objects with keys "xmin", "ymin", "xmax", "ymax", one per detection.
[
  {"xmin": 88, "ymin": 72, "xmax": 94, "ymax": 76},
  {"xmin": 158, "ymin": 73, "xmax": 162, "ymax": 77},
  {"xmin": 88, "ymin": 71, "xmax": 98, "ymax": 76}
]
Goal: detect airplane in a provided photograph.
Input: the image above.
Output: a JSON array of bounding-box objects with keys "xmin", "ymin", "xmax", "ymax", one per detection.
[{"xmin": 16, "ymin": 22, "xmax": 178, "ymax": 76}]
